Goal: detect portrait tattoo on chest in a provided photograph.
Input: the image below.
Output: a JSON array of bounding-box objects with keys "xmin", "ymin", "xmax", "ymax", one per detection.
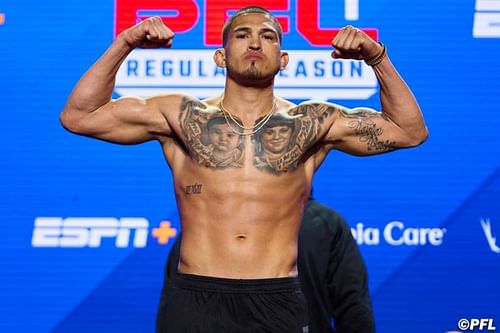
[
  {"xmin": 179, "ymin": 97, "xmax": 245, "ymax": 169},
  {"xmin": 252, "ymin": 103, "xmax": 337, "ymax": 174}
]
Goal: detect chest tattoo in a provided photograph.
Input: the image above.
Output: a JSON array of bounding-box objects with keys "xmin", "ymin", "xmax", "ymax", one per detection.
[
  {"xmin": 179, "ymin": 98, "xmax": 338, "ymax": 174},
  {"xmin": 252, "ymin": 103, "xmax": 337, "ymax": 174},
  {"xmin": 179, "ymin": 97, "xmax": 245, "ymax": 169}
]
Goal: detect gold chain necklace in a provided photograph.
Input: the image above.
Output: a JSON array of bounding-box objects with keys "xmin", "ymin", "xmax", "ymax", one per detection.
[{"xmin": 219, "ymin": 97, "xmax": 276, "ymax": 136}]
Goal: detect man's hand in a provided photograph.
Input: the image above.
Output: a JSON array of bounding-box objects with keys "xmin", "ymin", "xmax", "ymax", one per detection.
[
  {"xmin": 119, "ymin": 16, "xmax": 175, "ymax": 49},
  {"xmin": 331, "ymin": 26, "xmax": 381, "ymax": 61}
]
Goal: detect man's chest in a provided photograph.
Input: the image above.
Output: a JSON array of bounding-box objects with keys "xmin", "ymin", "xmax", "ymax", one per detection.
[{"xmin": 175, "ymin": 99, "xmax": 331, "ymax": 175}]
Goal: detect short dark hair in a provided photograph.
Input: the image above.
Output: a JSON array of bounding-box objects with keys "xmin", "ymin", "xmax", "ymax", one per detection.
[
  {"xmin": 254, "ymin": 114, "xmax": 296, "ymax": 155},
  {"xmin": 207, "ymin": 116, "xmax": 228, "ymax": 131},
  {"xmin": 221, "ymin": 6, "xmax": 283, "ymax": 47},
  {"xmin": 260, "ymin": 114, "xmax": 295, "ymax": 132}
]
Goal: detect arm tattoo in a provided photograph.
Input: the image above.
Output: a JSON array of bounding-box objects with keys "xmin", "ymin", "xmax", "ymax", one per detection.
[
  {"xmin": 179, "ymin": 97, "xmax": 245, "ymax": 169},
  {"xmin": 341, "ymin": 109, "xmax": 396, "ymax": 152},
  {"xmin": 253, "ymin": 103, "xmax": 336, "ymax": 174}
]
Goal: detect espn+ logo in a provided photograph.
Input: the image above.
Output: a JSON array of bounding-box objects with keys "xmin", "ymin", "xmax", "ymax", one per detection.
[{"xmin": 32, "ymin": 217, "xmax": 177, "ymax": 248}]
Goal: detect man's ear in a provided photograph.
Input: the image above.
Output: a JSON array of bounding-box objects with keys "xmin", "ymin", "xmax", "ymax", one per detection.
[
  {"xmin": 279, "ymin": 51, "xmax": 289, "ymax": 71},
  {"xmin": 214, "ymin": 48, "xmax": 226, "ymax": 68}
]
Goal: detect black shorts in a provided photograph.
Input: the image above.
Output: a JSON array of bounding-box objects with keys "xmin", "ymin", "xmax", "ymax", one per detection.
[{"xmin": 157, "ymin": 273, "xmax": 309, "ymax": 333}]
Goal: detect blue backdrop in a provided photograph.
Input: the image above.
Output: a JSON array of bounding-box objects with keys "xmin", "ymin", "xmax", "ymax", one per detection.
[{"xmin": 1, "ymin": 0, "xmax": 499, "ymax": 332}]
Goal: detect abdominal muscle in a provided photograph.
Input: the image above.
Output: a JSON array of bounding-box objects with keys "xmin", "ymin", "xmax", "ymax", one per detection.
[{"xmin": 172, "ymin": 160, "xmax": 310, "ymax": 279}]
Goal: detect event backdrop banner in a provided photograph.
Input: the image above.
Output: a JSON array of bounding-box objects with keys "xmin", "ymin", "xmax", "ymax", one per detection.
[{"xmin": 1, "ymin": 0, "xmax": 499, "ymax": 332}]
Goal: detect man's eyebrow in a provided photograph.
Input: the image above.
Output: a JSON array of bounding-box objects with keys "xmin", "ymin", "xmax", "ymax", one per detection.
[
  {"xmin": 232, "ymin": 27, "xmax": 251, "ymax": 34},
  {"xmin": 232, "ymin": 27, "xmax": 278, "ymax": 35},
  {"xmin": 260, "ymin": 28, "xmax": 277, "ymax": 35}
]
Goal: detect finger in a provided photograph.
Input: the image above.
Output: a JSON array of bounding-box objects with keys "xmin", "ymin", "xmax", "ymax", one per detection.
[
  {"xmin": 151, "ymin": 19, "xmax": 175, "ymax": 45},
  {"xmin": 331, "ymin": 28, "xmax": 345, "ymax": 46},
  {"xmin": 164, "ymin": 36, "xmax": 174, "ymax": 48},
  {"xmin": 143, "ymin": 20, "xmax": 157, "ymax": 40},
  {"xmin": 161, "ymin": 26, "xmax": 175, "ymax": 42},
  {"xmin": 342, "ymin": 27, "xmax": 360, "ymax": 51},
  {"xmin": 342, "ymin": 26, "xmax": 359, "ymax": 48},
  {"xmin": 332, "ymin": 26, "xmax": 352, "ymax": 48},
  {"xmin": 331, "ymin": 49, "xmax": 341, "ymax": 58},
  {"xmin": 151, "ymin": 18, "xmax": 169, "ymax": 40},
  {"xmin": 332, "ymin": 25, "xmax": 353, "ymax": 47},
  {"xmin": 147, "ymin": 27, "xmax": 167, "ymax": 43},
  {"xmin": 149, "ymin": 28, "xmax": 174, "ymax": 48},
  {"xmin": 144, "ymin": 17, "xmax": 164, "ymax": 41},
  {"xmin": 331, "ymin": 50, "xmax": 351, "ymax": 59},
  {"xmin": 344, "ymin": 29, "xmax": 370, "ymax": 60}
]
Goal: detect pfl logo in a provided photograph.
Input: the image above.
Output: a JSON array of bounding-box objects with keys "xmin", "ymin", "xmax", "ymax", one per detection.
[
  {"xmin": 113, "ymin": 0, "xmax": 380, "ymax": 101},
  {"xmin": 456, "ymin": 318, "xmax": 496, "ymax": 331},
  {"xmin": 114, "ymin": 0, "xmax": 378, "ymax": 45}
]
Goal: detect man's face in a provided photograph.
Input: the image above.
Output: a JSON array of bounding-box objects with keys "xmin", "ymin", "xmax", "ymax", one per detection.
[
  {"xmin": 261, "ymin": 125, "xmax": 292, "ymax": 154},
  {"xmin": 224, "ymin": 13, "xmax": 283, "ymax": 83},
  {"xmin": 209, "ymin": 123, "xmax": 239, "ymax": 152}
]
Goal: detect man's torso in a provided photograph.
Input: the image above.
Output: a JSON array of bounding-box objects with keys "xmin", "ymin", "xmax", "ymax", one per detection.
[{"xmin": 159, "ymin": 96, "xmax": 336, "ymax": 278}]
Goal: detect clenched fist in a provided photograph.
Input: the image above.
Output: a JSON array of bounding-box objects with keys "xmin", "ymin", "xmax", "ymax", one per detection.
[
  {"xmin": 331, "ymin": 26, "xmax": 382, "ymax": 61},
  {"xmin": 119, "ymin": 16, "xmax": 175, "ymax": 49}
]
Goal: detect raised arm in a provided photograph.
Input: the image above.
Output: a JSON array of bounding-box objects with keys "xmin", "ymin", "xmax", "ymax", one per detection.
[
  {"xmin": 326, "ymin": 26, "xmax": 428, "ymax": 155},
  {"xmin": 60, "ymin": 17, "xmax": 178, "ymax": 144}
]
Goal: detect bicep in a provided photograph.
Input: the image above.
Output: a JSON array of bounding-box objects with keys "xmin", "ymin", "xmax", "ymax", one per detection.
[
  {"xmin": 327, "ymin": 106, "xmax": 408, "ymax": 155},
  {"xmin": 62, "ymin": 95, "xmax": 176, "ymax": 144}
]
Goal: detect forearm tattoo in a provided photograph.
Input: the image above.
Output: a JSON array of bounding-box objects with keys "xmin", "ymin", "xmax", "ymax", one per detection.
[
  {"xmin": 340, "ymin": 109, "xmax": 396, "ymax": 152},
  {"xmin": 252, "ymin": 103, "xmax": 336, "ymax": 174},
  {"xmin": 179, "ymin": 97, "xmax": 245, "ymax": 169}
]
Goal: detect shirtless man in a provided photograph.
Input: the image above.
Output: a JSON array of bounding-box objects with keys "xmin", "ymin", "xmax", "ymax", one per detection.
[{"xmin": 60, "ymin": 6, "xmax": 428, "ymax": 332}]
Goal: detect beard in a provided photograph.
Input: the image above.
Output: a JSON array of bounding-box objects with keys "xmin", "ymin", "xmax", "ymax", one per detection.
[
  {"xmin": 227, "ymin": 61, "xmax": 280, "ymax": 87},
  {"xmin": 241, "ymin": 63, "xmax": 266, "ymax": 80}
]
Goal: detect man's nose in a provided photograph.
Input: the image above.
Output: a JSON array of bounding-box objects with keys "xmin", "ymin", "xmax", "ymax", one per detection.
[{"xmin": 248, "ymin": 36, "xmax": 261, "ymax": 51}]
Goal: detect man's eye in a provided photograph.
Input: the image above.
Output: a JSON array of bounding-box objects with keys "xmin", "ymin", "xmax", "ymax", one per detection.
[
  {"xmin": 236, "ymin": 34, "xmax": 247, "ymax": 39},
  {"xmin": 263, "ymin": 35, "xmax": 274, "ymax": 40}
]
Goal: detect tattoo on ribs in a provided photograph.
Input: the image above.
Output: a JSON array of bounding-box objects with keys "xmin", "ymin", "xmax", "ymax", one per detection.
[
  {"xmin": 184, "ymin": 183, "xmax": 203, "ymax": 197},
  {"xmin": 179, "ymin": 97, "xmax": 245, "ymax": 169},
  {"xmin": 342, "ymin": 110, "xmax": 396, "ymax": 152},
  {"xmin": 253, "ymin": 103, "xmax": 336, "ymax": 174}
]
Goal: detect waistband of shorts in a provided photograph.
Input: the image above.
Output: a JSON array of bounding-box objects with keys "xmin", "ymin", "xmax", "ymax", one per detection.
[{"xmin": 171, "ymin": 273, "xmax": 301, "ymax": 294}]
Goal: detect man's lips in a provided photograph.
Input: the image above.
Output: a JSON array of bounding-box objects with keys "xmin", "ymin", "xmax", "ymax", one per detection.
[{"xmin": 244, "ymin": 52, "xmax": 263, "ymax": 61}]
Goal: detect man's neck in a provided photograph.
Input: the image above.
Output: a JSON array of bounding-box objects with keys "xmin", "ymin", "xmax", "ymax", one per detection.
[{"xmin": 221, "ymin": 80, "xmax": 276, "ymax": 119}]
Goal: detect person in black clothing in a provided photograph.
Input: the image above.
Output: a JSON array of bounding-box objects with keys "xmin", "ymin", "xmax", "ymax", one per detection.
[{"xmin": 157, "ymin": 198, "xmax": 376, "ymax": 332}]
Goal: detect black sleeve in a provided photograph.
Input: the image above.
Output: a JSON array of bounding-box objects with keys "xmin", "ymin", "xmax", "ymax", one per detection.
[{"xmin": 322, "ymin": 210, "xmax": 376, "ymax": 333}]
